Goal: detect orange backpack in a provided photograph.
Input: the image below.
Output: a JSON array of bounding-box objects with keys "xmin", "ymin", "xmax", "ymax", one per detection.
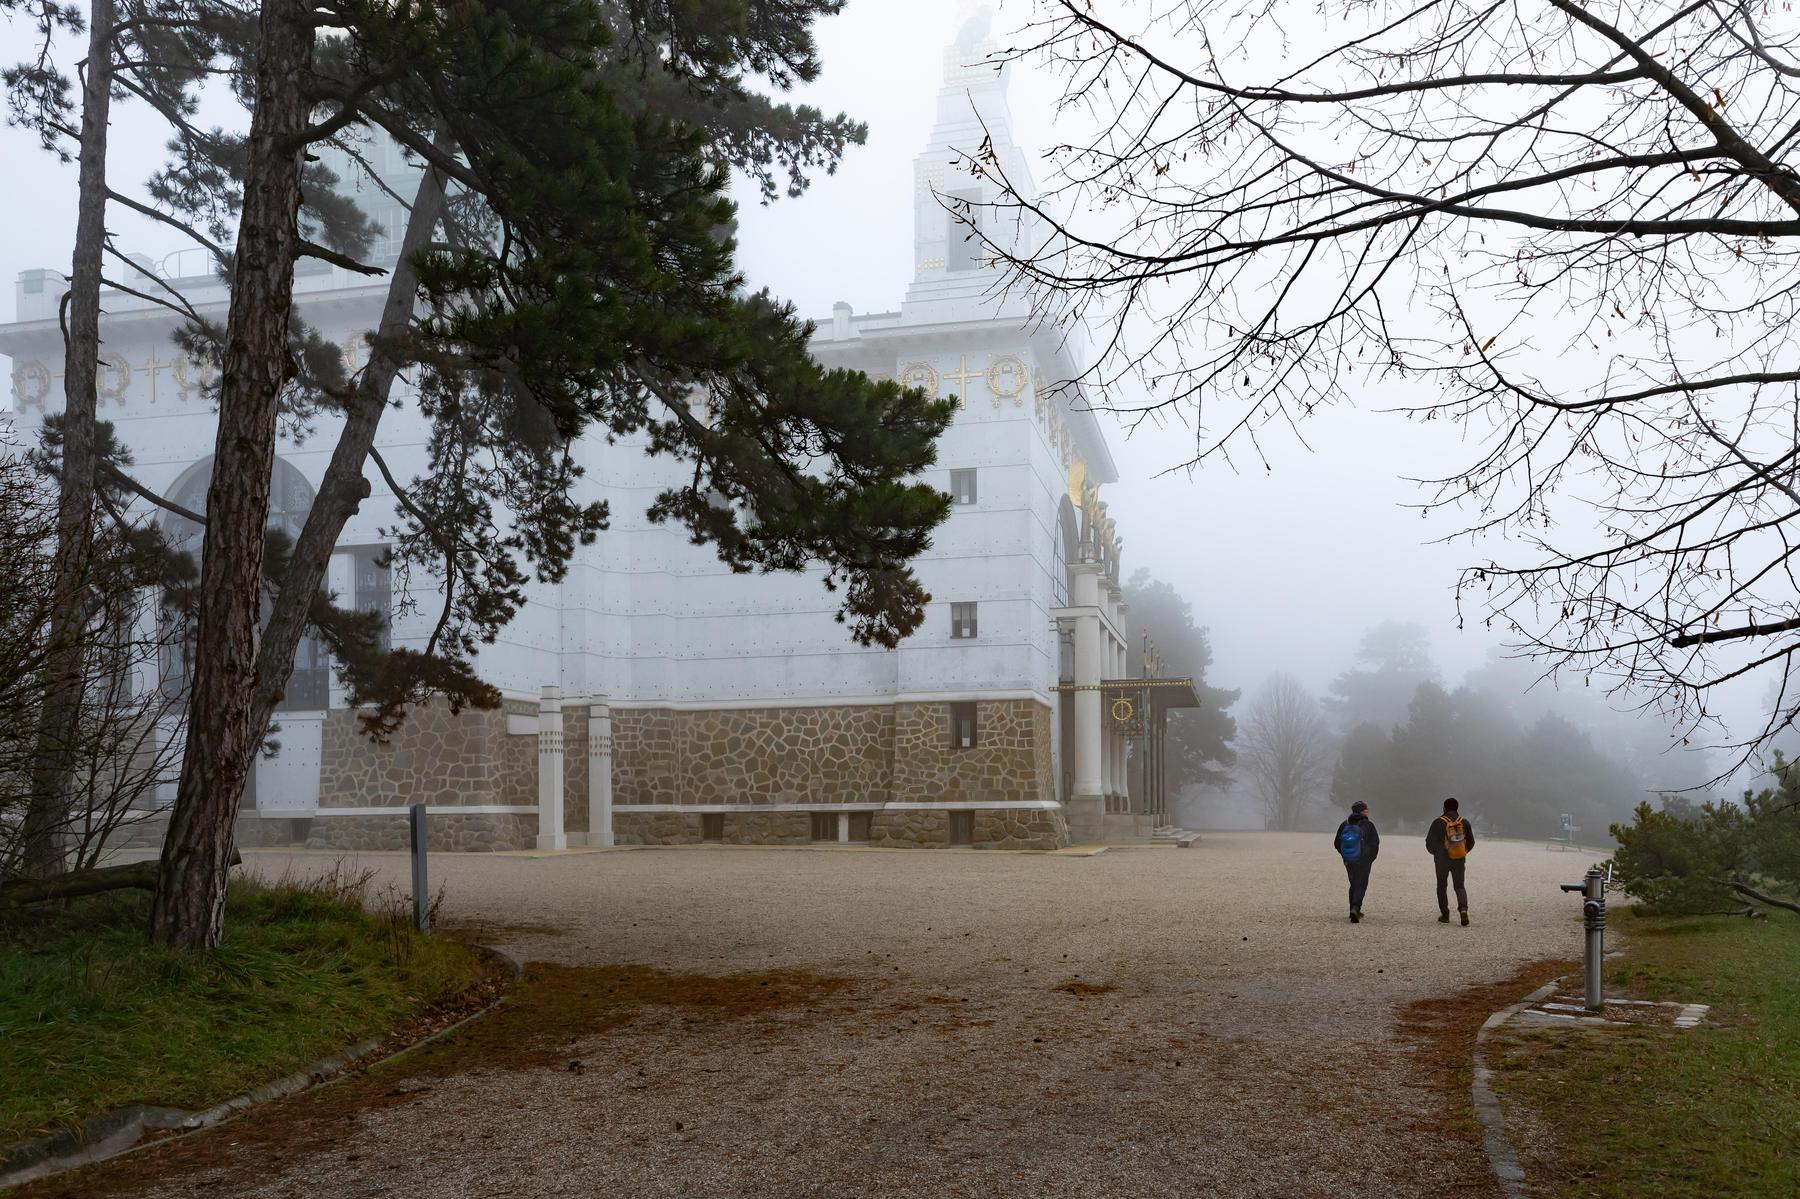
[{"xmin": 1442, "ymin": 815, "xmax": 1469, "ymax": 860}]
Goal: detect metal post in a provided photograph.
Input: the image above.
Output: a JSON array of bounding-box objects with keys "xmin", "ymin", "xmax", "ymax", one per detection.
[
  {"xmin": 408, "ymin": 801, "xmax": 430, "ymax": 933},
  {"xmin": 1560, "ymin": 865, "xmax": 1607, "ymax": 1011},
  {"xmin": 1582, "ymin": 868, "xmax": 1606, "ymax": 1011}
]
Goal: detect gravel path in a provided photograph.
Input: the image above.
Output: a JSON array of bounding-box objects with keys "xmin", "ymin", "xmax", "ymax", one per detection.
[{"xmin": 44, "ymin": 833, "xmax": 1592, "ymax": 1199}]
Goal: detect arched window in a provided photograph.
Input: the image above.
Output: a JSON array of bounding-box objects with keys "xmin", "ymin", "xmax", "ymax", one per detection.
[
  {"xmin": 158, "ymin": 456, "xmax": 330, "ymax": 710},
  {"xmin": 1054, "ymin": 495, "xmax": 1079, "ymax": 609}
]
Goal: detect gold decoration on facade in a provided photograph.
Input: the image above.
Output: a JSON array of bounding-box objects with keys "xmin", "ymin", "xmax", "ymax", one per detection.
[
  {"xmin": 943, "ymin": 355, "xmax": 981, "ymax": 408},
  {"xmin": 172, "ymin": 353, "xmax": 216, "ymax": 401},
  {"xmin": 10, "ymin": 360, "xmax": 50, "ymax": 408},
  {"xmin": 98, "ymin": 353, "xmax": 131, "ymax": 402},
  {"xmin": 985, "ymin": 355, "xmax": 1026, "ymax": 407},
  {"xmin": 1067, "ymin": 456, "xmax": 1087, "ymax": 507},
  {"xmin": 898, "ymin": 362, "xmax": 940, "ymax": 396},
  {"xmin": 1110, "ymin": 696, "xmax": 1135, "ymax": 724},
  {"xmin": 139, "ymin": 349, "xmax": 169, "ymax": 404},
  {"xmin": 1032, "ymin": 369, "xmax": 1048, "ymax": 421}
]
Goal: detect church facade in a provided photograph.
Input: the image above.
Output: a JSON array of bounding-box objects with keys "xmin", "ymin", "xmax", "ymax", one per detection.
[{"xmin": 2, "ymin": 34, "xmax": 1149, "ymax": 852}]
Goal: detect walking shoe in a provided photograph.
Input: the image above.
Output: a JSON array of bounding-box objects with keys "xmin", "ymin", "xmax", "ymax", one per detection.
[
  {"xmin": 1437, "ymin": 912, "xmax": 1451, "ymax": 923},
  {"xmin": 1460, "ymin": 911, "xmax": 1470, "ymax": 926},
  {"xmin": 1349, "ymin": 910, "xmax": 1360, "ymax": 923}
]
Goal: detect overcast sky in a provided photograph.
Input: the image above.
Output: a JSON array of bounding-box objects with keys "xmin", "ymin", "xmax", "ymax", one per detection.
[{"xmin": 0, "ymin": 1, "xmax": 1760, "ymax": 767}]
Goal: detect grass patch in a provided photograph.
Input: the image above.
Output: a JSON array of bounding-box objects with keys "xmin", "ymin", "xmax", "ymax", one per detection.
[
  {"xmin": 1492, "ymin": 914, "xmax": 1800, "ymax": 1198},
  {"xmin": 0, "ymin": 868, "xmax": 484, "ymax": 1144}
]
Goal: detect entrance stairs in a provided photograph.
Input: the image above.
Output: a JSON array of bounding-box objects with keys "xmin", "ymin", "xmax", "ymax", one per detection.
[{"xmin": 1151, "ymin": 826, "xmax": 1200, "ymax": 848}]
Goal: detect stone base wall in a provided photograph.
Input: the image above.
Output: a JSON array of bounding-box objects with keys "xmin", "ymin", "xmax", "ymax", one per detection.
[
  {"xmin": 613, "ymin": 811, "xmax": 702, "ymax": 846},
  {"xmin": 721, "ymin": 810, "xmax": 811, "ymax": 845},
  {"xmin": 304, "ymin": 812, "xmax": 536, "ymax": 852},
  {"xmin": 973, "ymin": 806, "xmax": 1069, "ymax": 851},
  {"xmin": 870, "ymin": 809, "xmax": 950, "ymax": 848}
]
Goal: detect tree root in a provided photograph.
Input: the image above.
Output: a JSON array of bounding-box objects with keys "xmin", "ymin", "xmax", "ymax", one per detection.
[{"xmin": 1, "ymin": 850, "xmax": 241, "ymax": 906}]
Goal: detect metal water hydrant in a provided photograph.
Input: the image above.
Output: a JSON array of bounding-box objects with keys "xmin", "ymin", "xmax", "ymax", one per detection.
[{"xmin": 1559, "ymin": 865, "xmax": 1609, "ymax": 1011}]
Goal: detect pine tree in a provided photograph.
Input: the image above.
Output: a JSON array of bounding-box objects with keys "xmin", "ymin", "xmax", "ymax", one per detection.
[{"xmin": 135, "ymin": 0, "xmax": 951, "ymax": 948}]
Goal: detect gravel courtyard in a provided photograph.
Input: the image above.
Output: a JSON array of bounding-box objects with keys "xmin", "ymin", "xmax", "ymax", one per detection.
[{"xmin": 47, "ymin": 833, "xmax": 1591, "ymax": 1199}]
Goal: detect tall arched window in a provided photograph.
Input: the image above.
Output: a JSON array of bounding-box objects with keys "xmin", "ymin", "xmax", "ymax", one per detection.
[{"xmin": 158, "ymin": 456, "xmax": 330, "ymax": 710}]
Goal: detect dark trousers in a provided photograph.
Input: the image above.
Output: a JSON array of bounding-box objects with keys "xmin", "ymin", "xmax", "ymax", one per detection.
[
  {"xmin": 1436, "ymin": 856, "xmax": 1469, "ymax": 914},
  {"xmin": 1344, "ymin": 859, "xmax": 1373, "ymax": 912}
]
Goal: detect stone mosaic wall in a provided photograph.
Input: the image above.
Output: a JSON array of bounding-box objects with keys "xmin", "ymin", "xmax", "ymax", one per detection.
[
  {"xmin": 609, "ymin": 705, "xmax": 894, "ymax": 807},
  {"xmin": 721, "ymin": 810, "xmax": 811, "ymax": 844},
  {"xmin": 317, "ymin": 698, "xmax": 506, "ymax": 808},
  {"xmin": 304, "ymin": 811, "xmax": 536, "ymax": 852},
  {"xmin": 889, "ymin": 699, "xmax": 1056, "ymax": 807},
  {"xmin": 563, "ymin": 707, "xmax": 590, "ymax": 836}
]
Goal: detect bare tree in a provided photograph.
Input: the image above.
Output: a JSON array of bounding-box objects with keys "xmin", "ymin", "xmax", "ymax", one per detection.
[
  {"xmin": 976, "ymin": 0, "xmax": 1800, "ymax": 768},
  {"xmin": 0, "ymin": 445, "xmax": 186, "ymax": 880},
  {"xmin": 1240, "ymin": 673, "xmax": 1333, "ymax": 831}
]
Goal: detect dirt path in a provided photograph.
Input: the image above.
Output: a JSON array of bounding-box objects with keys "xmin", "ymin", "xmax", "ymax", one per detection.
[{"xmin": 19, "ymin": 833, "xmax": 1590, "ymax": 1198}]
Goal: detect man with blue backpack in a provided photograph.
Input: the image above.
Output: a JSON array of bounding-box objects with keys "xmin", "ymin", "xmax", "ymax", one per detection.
[{"xmin": 1333, "ymin": 800, "xmax": 1381, "ymax": 923}]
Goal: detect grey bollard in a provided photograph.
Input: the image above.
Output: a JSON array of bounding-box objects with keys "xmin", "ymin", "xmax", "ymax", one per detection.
[{"xmin": 409, "ymin": 802, "xmax": 430, "ymax": 933}]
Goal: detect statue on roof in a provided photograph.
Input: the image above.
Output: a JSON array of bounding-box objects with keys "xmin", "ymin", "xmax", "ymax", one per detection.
[{"xmin": 955, "ymin": 3, "xmax": 994, "ymax": 50}]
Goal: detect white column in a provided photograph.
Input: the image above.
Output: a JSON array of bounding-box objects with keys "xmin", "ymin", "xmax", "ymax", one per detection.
[
  {"xmin": 537, "ymin": 685, "xmax": 567, "ymax": 851},
  {"xmin": 1072, "ymin": 567, "xmax": 1104, "ymax": 795},
  {"xmin": 587, "ymin": 697, "xmax": 614, "ymax": 847}
]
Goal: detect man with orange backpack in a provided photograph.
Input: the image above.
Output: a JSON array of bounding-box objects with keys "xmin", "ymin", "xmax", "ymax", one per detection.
[{"xmin": 1426, "ymin": 797, "xmax": 1475, "ymax": 925}]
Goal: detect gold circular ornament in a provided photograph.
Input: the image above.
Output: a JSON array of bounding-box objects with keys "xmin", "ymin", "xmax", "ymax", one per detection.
[
  {"xmin": 11, "ymin": 360, "xmax": 50, "ymax": 408},
  {"xmin": 98, "ymin": 353, "xmax": 132, "ymax": 402},
  {"xmin": 898, "ymin": 362, "xmax": 940, "ymax": 395},
  {"xmin": 985, "ymin": 355, "xmax": 1027, "ymax": 406},
  {"xmin": 1111, "ymin": 697, "xmax": 1135, "ymax": 723},
  {"xmin": 172, "ymin": 354, "xmax": 217, "ymax": 401}
]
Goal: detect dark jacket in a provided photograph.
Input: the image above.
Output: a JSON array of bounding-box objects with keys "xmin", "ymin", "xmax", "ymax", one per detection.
[
  {"xmin": 1333, "ymin": 813, "xmax": 1380, "ymax": 865},
  {"xmin": 1426, "ymin": 814, "xmax": 1476, "ymax": 858}
]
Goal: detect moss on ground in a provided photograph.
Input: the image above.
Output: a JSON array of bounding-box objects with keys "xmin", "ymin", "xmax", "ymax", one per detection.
[{"xmin": 0, "ymin": 871, "xmax": 485, "ymax": 1143}]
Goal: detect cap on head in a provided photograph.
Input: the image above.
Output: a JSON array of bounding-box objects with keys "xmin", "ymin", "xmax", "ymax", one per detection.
[
  {"xmin": 1443, "ymin": 797, "xmax": 1460, "ymax": 813},
  {"xmin": 1351, "ymin": 801, "xmax": 1368, "ymax": 815}
]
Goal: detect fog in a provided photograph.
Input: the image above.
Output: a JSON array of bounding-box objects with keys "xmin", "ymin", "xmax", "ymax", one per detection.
[{"xmin": 0, "ymin": 0, "xmax": 1759, "ymax": 814}]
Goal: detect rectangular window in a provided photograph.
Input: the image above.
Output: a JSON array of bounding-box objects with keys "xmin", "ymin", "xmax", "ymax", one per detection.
[
  {"xmin": 847, "ymin": 812, "xmax": 873, "ymax": 842},
  {"xmin": 950, "ymin": 602, "xmax": 978, "ymax": 640},
  {"xmin": 950, "ymin": 468, "xmax": 978, "ymax": 506},
  {"xmin": 701, "ymin": 812, "xmax": 724, "ymax": 842},
  {"xmin": 810, "ymin": 812, "xmax": 838, "ymax": 842},
  {"xmin": 949, "ymin": 810, "xmax": 975, "ymax": 846},
  {"xmin": 946, "ymin": 189, "xmax": 983, "ymax": 271},
  {"xmin": 352, "ymin": 546, "xmax": 393, "ymax": 651},
  {"xmin": 948, "ymin": 702, "xmax": 979, "ymax": 750}
]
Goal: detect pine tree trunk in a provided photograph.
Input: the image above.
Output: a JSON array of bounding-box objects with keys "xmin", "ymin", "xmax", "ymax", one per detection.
[
  {"xmin": 149, "ymin": 0, "xmax": 315, "ymax": 950},
  {"xmin": 249, "ymin": 159, "xmax": 448, "ymax": 739},
  {"xmin": 19, "ymin": 0, "xmax": 115, "ymax": 878}
]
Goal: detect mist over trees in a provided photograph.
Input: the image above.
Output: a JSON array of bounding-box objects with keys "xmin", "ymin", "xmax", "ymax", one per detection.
[
  {"xmin": 1239, "ymin": 674, "xmax": 1332, "ymax": 831},
  {"xmin": 977, "ymin": 0, "xmax": 1800, "ymax": 772}
]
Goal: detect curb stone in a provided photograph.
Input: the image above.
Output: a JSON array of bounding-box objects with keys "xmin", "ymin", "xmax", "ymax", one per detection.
[
  {"xmin": 0, "ymin": 943, "xmax": 522, "ymax": 1193},
  {"xmin": 1470, "ymin": 977, "xmax": 1561, "ymax": 1199}
]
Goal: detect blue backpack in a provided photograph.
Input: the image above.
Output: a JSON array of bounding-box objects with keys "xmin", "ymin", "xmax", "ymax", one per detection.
[{"xmin": 1336, "ymin": 821, "xmax": 1364, "ymax": 863}]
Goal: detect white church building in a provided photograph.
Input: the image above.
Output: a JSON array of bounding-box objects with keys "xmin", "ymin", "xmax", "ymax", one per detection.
[{"xmin": 2, "ymin": 31, "xmax": 1188, "ymax": 852}]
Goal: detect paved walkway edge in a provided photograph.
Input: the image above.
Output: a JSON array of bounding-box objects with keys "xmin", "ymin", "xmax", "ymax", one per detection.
[
  {"xmin": 1470, "ymin": 976, "xmax": 1562, "ymax": 1199},
  {"xmin": 0, "ymin": 943, "xmax": 523, "ymax": 1193}
]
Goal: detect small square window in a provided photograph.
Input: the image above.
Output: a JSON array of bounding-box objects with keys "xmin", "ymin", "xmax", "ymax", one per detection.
[
  {"xmin": 847, "ymin": 812, "xmax": 873, "ymax": 842},
  {"xmin": 701, "ymin": 813, "xmax": 724, "ymax": 841},
  {"xmin": 950, "ymin": 602, "xmax": 978, "ymax": 640},
  {"xmin": 811, "ymin": 812, "xmax": 838, "ymax": 842},
  {"xmin": 948, "ymin": 701, "xmax": 979, "ymax": 750},
  {"xmin": 950, "ymin": 469, "xmax": 978, "ymax": 505}
]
